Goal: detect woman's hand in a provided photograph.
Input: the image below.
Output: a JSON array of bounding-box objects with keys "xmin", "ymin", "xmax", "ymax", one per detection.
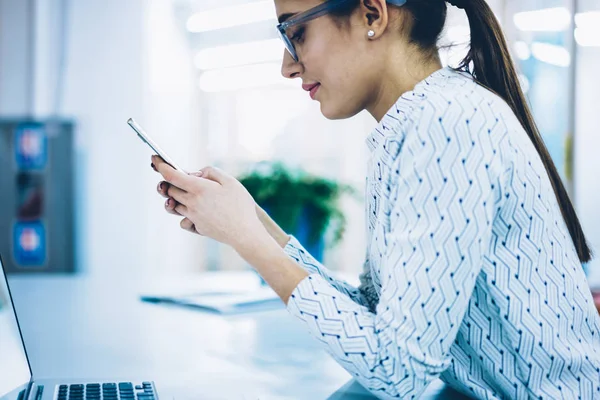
[
  {"xmin": 157, "ymin": 168, "xmax": 291, "ymax": 247},
  {"xmin": 151, "ymin": 155, "xmax": 267, "ymax": 249},
  {"xmin": 157, "ymin": 170, "xmax": 203, "ymax": 234},
  {"xmin": 151, "ymin": 156, "xmax": 308, "ymax": 302}
]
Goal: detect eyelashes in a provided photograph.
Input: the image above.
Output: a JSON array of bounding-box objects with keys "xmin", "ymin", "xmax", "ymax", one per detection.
[{"xmin": 289, "ymin": 26, "xmax": 305, "ymax": 44}]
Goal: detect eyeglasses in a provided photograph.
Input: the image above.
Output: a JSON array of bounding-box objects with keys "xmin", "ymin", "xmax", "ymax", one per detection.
[{"xmin": 276, "ymin": 0, "xmax": 408, "ymax": 62}]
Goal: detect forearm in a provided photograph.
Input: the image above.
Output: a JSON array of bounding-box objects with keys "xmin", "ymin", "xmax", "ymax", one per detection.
[
  {"xmin": 235, "ymin": 230, "xmax": 308, "ymax": 304},
  {"xmin": 253, "ymin": 206, "xmax": 369, "ymax": 307},
  {"xmin": 256, "ymin": 205, "xmax": 290, "ymax": 248}
]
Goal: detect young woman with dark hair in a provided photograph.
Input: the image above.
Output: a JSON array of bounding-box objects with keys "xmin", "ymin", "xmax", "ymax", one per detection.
[{"xmin": 153, "ymin": 1, "xmax": 600, "ymax": 398}]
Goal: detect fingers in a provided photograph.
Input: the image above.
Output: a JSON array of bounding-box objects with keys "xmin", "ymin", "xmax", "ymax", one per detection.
[
  {"xmin": 152, "ymin": 155, "xmax": 197, "ymax": 192},
  {"xmin": 157, "ymin": 181, "xmax": 170, "ymax": 198},
  {"xmin": 156, "ymin": 181, "xmax": 186, "ymax": 216},
  {"xmin": 174, "ymin": 202, "xmax": 189, "ymax": 219},
  {"xmin": 180, "ymin": 217, "xmax": 198, "ymax": 234},
  {"xmin": 198, "ymin": 166, "xmax": 233, "ymax": 185},
  {"xmin": 166, "ymin": 183, "xmax": 189, "ymax": 205},
  {"xmin": 164, "ymin": 199, "xmax": 184, "ymax": 216},
  {"xmin": 165, "ymin": 197, "xmax": 187, "ymax": 215}
]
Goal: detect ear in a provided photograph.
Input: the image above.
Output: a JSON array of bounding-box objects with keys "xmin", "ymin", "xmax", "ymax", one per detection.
[{"xmin": 359, "ymin": 0, "xmax": 389, "ymax": 39}]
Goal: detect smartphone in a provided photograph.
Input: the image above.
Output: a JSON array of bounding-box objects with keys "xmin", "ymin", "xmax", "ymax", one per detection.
[{"xmin": 127, "ymin": 118, "xmax": 185, "ymax": 172}]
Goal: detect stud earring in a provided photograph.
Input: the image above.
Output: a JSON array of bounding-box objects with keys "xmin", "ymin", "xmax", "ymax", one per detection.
[{"xmin": 367, "ymin": 30, "xmax": 375, "ymax": 38}]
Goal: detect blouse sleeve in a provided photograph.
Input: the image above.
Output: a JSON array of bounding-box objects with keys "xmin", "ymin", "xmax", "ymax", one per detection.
[{"xmin": 284, "ymin": 236, "xmax": 372, "ymax": 308}]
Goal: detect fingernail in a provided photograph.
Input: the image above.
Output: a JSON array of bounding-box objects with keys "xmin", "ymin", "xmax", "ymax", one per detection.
[
  {"xmin": 151, "ymin": 163, "xmax": 157, "ymax": 171},
  {"xmin": 165, "ymin": 199, "xmax": 170, "ymax": 207},
  {"xmin": 197, "ymin": 170, "xmax": 203, "ymax": 177}
]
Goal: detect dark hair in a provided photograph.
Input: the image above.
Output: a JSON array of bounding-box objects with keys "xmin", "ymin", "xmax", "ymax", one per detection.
[{"xmin": 331, "ymin": 0, "xmax": 592, "ymax": 264}]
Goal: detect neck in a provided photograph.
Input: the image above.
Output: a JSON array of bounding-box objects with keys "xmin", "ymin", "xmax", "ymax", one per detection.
[{"xmin": 368, "ymin": 49, "xmax": 443, "ymax": 122}]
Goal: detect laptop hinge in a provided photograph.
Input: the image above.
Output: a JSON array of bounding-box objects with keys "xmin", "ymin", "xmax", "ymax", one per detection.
[{"xmin": 26, "ymin": 381, "xmax": 44, "ymax": 400}]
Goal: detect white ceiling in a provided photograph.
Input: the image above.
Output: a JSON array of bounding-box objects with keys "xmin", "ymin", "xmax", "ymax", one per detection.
[
  {"xmin": 173, "ymin": 0, "xmax": 600, "ymax": 53},
  {"xmin": 173, "ymin": 0, "xmax": 508, "ymax": 51}
]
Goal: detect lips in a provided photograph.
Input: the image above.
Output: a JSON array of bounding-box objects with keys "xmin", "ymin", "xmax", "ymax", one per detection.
[
  {"xmin": 302, "ymin": 82, "xmax": 320, "ymax": 92},
  {"xmin": 302, "ymin": 82, "xmax": 321, "ymax": 99}
]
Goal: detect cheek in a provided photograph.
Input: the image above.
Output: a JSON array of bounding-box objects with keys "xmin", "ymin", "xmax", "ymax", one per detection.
[
  {"xmin": 302, "ymin": 25, "xmax": 374, "ymax": 118},
  {"xmin": 301, "ymin": 22, "xmax": 354, "ymax": 77},
  {"xmin": 310, "ymin": 37, "xmax": 357, "ymax": 86}
]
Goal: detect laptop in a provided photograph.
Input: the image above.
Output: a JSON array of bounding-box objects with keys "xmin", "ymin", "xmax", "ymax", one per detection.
[{"xmin": 0, "ymin": 255, "xmax": 160, "ymax": 400}]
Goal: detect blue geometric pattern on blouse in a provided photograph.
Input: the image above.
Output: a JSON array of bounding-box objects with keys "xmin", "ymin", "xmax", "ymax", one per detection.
[{"xmin": 283, "ymin": 67, "xmax": 600, "ymax": 400}]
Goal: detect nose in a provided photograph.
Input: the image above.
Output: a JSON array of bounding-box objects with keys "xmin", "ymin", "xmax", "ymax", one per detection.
[{"xmin": 281, "ymin": 49, "xmax": 302, "ymax": 79}]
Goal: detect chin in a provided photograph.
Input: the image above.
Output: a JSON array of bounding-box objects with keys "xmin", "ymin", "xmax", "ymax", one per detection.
[{"xmin": 319, "ymin": 101, "xmax": 359, "ymax": 120}]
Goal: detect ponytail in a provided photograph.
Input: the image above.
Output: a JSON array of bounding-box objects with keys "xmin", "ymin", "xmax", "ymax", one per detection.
[{"xmin": 451, "ymin": 0, "xmax": 592, "ymax": 263}]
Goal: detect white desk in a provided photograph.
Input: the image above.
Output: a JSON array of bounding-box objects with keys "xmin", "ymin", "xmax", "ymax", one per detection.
[{"xmin": 8, "ymin": 272, "xmax": 470, "ymax": 399}]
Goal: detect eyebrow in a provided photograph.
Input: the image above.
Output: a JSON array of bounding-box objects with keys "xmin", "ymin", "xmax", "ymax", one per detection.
[{"xmin": 277, "ymin": 12, "xmax": 296, "ymax": 23}]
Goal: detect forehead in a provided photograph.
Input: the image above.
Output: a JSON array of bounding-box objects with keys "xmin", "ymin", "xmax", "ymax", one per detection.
[{"xmin": 273, "ymin": 0, "xmax": 323, "ymax": 20}]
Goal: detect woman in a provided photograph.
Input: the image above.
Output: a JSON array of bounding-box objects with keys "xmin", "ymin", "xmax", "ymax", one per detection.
[{"xmin": 152, "ymin": 0, "xmax": 600, "ymax": 398}]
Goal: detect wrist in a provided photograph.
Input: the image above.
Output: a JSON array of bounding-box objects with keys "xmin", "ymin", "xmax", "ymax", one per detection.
[
  {"xmin": 234, "ymin": 228, "xmax": 309, "ymax": 304},
  {"xmin": 234, "ymin": 226, "xmax": 277, "ymax": 258},
  {"xmin": 256, "ymin": 205, "xmax": 290, "ymax": 248}
]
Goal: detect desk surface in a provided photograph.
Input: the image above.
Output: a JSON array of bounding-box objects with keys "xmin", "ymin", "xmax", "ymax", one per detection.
[{"xmin": 8, "ymin": 272, "xmax": 469, "ymax": 400}]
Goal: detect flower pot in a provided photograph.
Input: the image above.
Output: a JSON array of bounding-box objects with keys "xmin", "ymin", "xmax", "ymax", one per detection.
[{"xmin": 262, "ymin": 205, "xmax": 325, "ymax": 262}]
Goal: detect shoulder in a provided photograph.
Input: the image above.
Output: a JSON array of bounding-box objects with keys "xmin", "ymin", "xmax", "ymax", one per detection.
[
  {"xmin": 375, "ymin": 68, "xmax": 515, "ymax": 167},
  {"xmin": 391, "ymin": 70, "xmax": 511, "ymax": 185},
  {"xmin": 404, "ymin": 69, "xmax": 520, "ymax": 149}
]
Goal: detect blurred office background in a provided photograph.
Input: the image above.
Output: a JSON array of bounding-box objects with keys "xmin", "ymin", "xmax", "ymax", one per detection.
[{"xmin": 0, "ymin": 0, "xmax": 598, "ymax": 288}]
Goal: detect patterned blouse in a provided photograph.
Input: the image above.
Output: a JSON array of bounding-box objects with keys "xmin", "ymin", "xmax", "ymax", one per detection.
[{"xmin": 284, "ymin": 67, "xmax": 600, "ymax": 399}]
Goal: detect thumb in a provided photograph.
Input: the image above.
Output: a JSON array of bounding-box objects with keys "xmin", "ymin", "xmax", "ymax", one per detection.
[{"xmin": 198, "ymin": 166, "xmax": 231, "ymax": 185}]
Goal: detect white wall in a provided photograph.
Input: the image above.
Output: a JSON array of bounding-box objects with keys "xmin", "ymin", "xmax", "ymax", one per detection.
[
  {"xmin": 0, "ymin": 0, "xmax": 207, "ymax": 275},
  {"xmin": 0, "ymin": 0, "xmax": 32, "ymax": 115},
  {"xmin": 58, "ymin": 0, "xmax": 207, "ymax": 276}
]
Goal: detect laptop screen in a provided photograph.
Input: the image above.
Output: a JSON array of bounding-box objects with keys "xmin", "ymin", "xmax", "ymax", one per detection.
[{"xmin": 0, "ymin": 256, "xmax": 32, "ymax": 399}]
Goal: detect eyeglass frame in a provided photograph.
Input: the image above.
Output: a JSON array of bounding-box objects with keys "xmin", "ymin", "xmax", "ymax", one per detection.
[{"xmin": 276, "ymin": 0, "xmax": 408, "ymax": 62}]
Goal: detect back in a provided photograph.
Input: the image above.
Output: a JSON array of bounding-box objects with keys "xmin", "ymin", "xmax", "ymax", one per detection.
[{"xmin": 434, "ymin": 69, "xmax": 600, "ymax": 399}]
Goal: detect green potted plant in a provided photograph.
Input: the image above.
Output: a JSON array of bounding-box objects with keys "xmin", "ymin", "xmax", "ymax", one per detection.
[{"xmin": 238, "ymin": 162, "xmax": 358, "ymax": 261}]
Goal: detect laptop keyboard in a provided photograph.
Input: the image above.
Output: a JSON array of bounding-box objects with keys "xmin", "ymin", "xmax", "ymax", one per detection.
[{"xmin": 56, "ymin": 382, "xmax": 156, "ymax": 400}]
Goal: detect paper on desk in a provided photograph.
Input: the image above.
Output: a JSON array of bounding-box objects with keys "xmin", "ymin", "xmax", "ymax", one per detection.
[{"xmin": 140, "ymin": 286, "xmax": 284, "ymax": 314}]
